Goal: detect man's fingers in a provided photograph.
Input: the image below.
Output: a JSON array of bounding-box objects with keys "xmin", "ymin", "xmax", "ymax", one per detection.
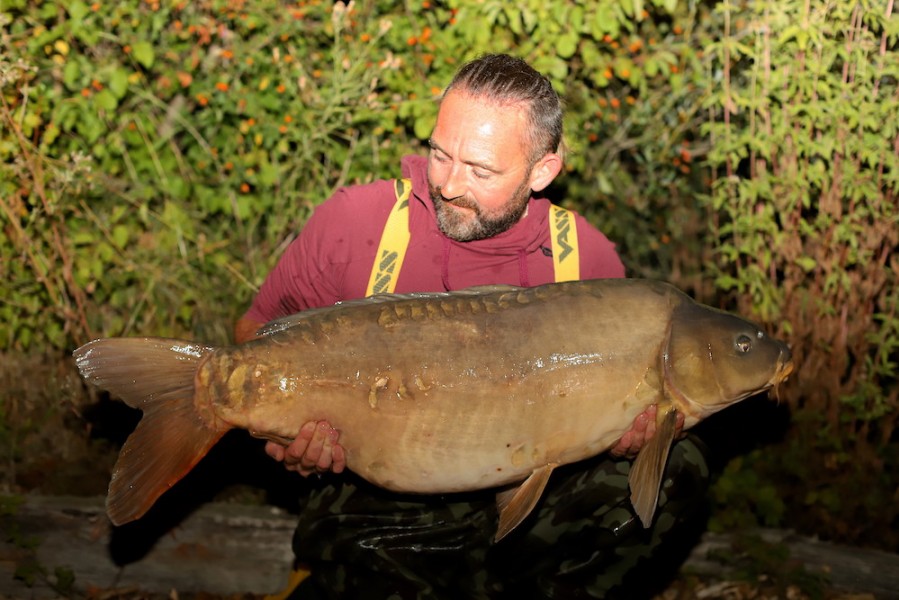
[
  {"xmin": 266, "ymin": 420, "xmax": 343, "ymax": 477},
  {"xmin": 283, "ymin": 421, "xmax": 316, "ymax": 467},
  {"xmin": 609, "ymin": 430, "xmax": 634, "ymax": 458},
  {"xmin": 300, "ymin": 421, "xmax": 329, "ymax": 466},
  {"xmin": 264, "ymin": 441, "xmax": 286, "ymax": 461},
  {"xmin": 331, "ymin": 443, "xmax": 347, "ymax": 474},
  {"xmin": 311, "ymin": 424, "xmax": 338, "ymax": 471}
]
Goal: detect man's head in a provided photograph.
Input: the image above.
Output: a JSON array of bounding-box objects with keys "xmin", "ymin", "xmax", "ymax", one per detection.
[{"xmin": 427, "ymin": 54, "xmax": 564, "ymax": 242}]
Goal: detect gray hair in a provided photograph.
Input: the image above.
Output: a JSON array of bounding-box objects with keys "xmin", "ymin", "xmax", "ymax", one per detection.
[{"xmin": 444, "ymin": 54, "xmax": 563, "ymax": 165}]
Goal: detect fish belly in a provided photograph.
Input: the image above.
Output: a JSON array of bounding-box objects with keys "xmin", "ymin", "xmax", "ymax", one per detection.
[{"xmin": 204, "ymin": 280, "xmax": 677, "ymax": 493}]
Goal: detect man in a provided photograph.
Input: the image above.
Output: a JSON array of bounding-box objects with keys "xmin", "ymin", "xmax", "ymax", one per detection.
[{"xmin": 236, "ymin": 54, "xmax": 707, "ymax": 598}]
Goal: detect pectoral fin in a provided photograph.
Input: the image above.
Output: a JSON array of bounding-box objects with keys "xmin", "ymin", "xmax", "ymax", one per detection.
[
  {"xmin": 628, "ymin": 408, "xmax": 679, "ymax": 528},
  {"xmin": 494, "ymin": 463, "xmax": 556, "ymax": 542}
]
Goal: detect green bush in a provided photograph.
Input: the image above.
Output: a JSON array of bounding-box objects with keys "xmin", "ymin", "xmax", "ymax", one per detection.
[
  {"xmin": 699, "ymin": 0, "xmax": 898, "ymax": 547},
  {"xmin": 2, "ymin": 0, "xmax": 703, "ymax": 351}
]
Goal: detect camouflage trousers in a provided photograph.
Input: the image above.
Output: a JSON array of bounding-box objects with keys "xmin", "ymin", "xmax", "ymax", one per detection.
[{"xmin": 290, "ymin": 435, "xmax": 709, "ymax": 599}]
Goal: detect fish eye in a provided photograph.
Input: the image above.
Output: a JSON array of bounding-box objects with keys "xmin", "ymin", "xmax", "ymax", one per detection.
[{"xmin": 735, "ymin": 334, "xmax": 753, "ymax": 353}]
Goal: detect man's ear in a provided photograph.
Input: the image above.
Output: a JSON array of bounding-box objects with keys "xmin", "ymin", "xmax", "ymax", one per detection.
[{"xmin": 528, "ymin": 153, "xmax": 563, "ymax": 192}]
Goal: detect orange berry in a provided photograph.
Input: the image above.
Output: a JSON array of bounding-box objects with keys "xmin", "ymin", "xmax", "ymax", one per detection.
[
  {"xmin": 215, "ymin": 81, "xmax": 229, "ymax": 92},
  {"xmin": 619, "ymin": 68, "xmax": 631, "ymax": 79},
  {"xmin": 284, "ymin": 115, "xmax": 292, "ymax": 123},
  {"xmin": 276, "ymin": 84, "xmax": 286, "ymax": 93},
  {"xmin": 610, "ymin": 98, "xmax": 621, "ymax": 109},
  {"xmin": 177, "ymin": 71, "xmax": 192, "ymax": 87},
  {"xmin": 360, "ymin": 33, "xmax": 371, "ymax": 42},
  {"xmin": 196, "ymin": 93, "xmax": 209, "ymax": 106},
  {"xmin": 81, "ymin": 88, "xmax": 91, "ymax": 97},
  {"xmin": 240, "ymin": 183, "xmax": 250, "ymax": 193},
  {"xmin": 673, "ymin": 24, "xmax": 683, "ymax": 35},
  {"xmin": 221, "ymin": 49, "xmax": 234, "ymax": 59},
  {"xmin": 279, "ymin": 124, "xmax": 288, "ymax": 134},
  {"xmin": 407, "ymin": 35, "xmax": 418, "ymax": 46}
]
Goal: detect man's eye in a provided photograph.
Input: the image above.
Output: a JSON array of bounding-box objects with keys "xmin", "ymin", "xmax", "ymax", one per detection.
[{"xmin": 472, "ymin": 169, "xmax": 490, "ymax": 179}]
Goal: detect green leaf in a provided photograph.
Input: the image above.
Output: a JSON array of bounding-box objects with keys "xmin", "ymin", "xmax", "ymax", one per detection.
[
  {"xmin": 112, "ymin": 225, "xmax": 129, "ymax": 249},
  {"xmin": 94, "ymin": 89, "xmax": 118, "ymax": 111},
  {"xmin": 108, "ymin": 68, "xmax": 129, "ymax": 99},
  {"xmin": 556, "ymin": 32, "xmax": 579, "ymax": 59},
  {"xmin": 132, "ymin": 42, "xmax": 155, "ymax": 69},
  {"xmin": 67, "ymin": 0, "xmax": 89, "ymax": 21},
  {"xmin": 63, "ymin": 60, "xmax": 81, "ymax": 90}
]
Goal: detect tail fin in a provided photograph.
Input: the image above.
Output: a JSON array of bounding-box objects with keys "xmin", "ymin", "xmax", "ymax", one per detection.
[{"xmin": 74, "ymin": 337, "xmax": 231, "ymax": 526}]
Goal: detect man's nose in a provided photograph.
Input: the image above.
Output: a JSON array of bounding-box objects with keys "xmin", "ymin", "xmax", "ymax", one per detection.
[{"xmin": 438, "ymin": 163, "xmax": 466, "ymax": 200}]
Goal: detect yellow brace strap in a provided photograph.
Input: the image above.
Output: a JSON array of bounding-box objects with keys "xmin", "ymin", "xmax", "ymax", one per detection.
[
  {"xmin": 549, "ymin": 204, "xmax": 580, "ymax": 282},
  {"xmin": 366, "ymin": 178, "xmax": 413, "ymax": 296}
]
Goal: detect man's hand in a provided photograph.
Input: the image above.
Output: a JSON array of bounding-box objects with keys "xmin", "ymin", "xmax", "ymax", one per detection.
[
  {"xmin": 609, "ymin": 405, "xmax": 686, "ymax": 459},
  {"xmin": 265, "ymin": 420, "xmax": 347, "ymax": 477}
]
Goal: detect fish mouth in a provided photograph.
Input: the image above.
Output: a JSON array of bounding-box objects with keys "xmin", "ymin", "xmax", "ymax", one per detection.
[
  {"xmin": 766, "ymin": 352, "xmax": 795, "ymax": 403},
  {"xmin": 771, "ymin": 351, "xmax": 795, "ymax": 386}
]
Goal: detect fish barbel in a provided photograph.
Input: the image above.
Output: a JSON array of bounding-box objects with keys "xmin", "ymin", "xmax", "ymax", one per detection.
[{"xmin": 74, "ymin": 278, "xmax": 793, "ymax": 540}]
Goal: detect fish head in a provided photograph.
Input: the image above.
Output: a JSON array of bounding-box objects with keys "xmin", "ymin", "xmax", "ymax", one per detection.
[{"xmin": 663, "ymin": 299, "xmax": 794, "ymax": 422}]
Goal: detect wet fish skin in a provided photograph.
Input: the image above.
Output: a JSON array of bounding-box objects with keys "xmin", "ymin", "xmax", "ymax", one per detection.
[{"xmin": 73, "ymin": 278, "xmax": 793, "ymax": 539}]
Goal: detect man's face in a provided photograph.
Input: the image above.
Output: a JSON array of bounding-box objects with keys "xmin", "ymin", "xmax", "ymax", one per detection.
[{"xmin": 427, "ymin": 91, "xmax": 535, "ymax": 242}]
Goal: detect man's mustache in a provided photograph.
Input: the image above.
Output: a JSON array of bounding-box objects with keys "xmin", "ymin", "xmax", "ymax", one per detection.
[{"xmin": 435, "ymin": 187, "xmax": 479, "ymax": 212}]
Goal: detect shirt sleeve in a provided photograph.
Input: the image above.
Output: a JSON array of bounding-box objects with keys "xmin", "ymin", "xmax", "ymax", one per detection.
[{"xmin": 242, "ymin": 191, "xmax": 352, "ymax": 323}]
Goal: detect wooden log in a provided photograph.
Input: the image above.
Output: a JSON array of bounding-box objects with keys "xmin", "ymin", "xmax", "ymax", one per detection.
[
  {"xmin": 0, "ymin": 495, "xmax": 296, "ymax": 598},
  {"xmin": 683, "ymin": 529, "xmax": 899, "ymax": 599}
]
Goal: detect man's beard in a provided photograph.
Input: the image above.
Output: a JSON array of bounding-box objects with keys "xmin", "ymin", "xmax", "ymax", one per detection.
[{"xmin": 428, "ymin": 178, "xmax": 532, "ymax": 242}]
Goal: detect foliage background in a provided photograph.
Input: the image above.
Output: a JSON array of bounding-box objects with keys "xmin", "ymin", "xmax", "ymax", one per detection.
[{"xmin": 1, "ymin": 0, "xmax": 897, "ymax": 559}]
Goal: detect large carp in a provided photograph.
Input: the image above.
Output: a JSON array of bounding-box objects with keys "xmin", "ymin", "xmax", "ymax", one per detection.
[{"xmin": 74, "ymin": 278, "xmax": 793, "ymax": 541}]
